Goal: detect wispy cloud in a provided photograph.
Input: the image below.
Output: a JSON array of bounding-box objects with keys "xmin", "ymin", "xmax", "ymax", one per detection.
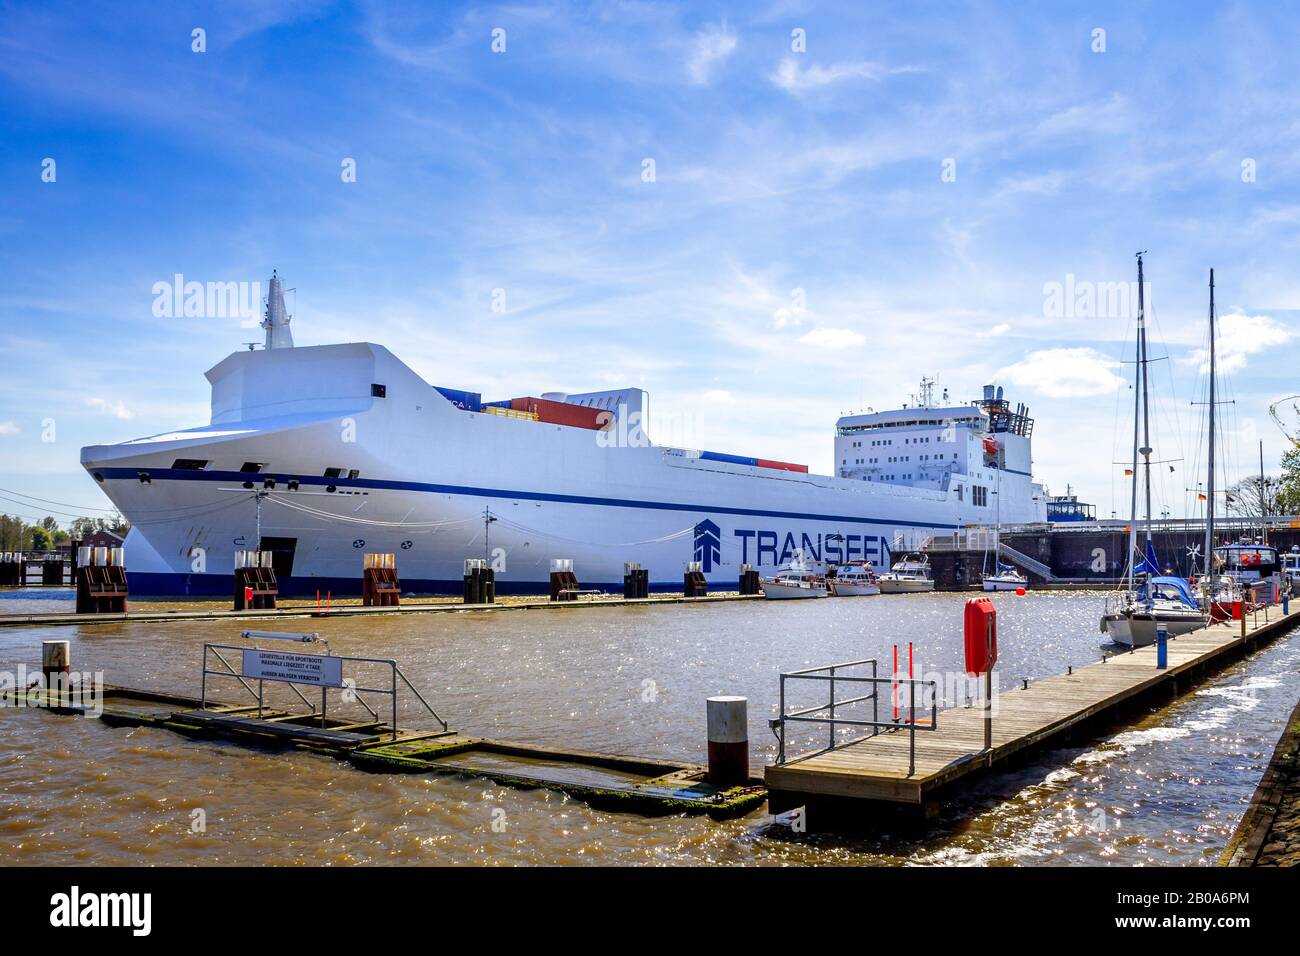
[
  {"xmin": 0, "ymin": 421, "xmax": 18, "ymax": 435},
  {"xmin": 770, "ymin": 57, "xmax": 919, "ymax": 93},
  {"xmin": 686, "ymin": 22, "xmax": 737, "ymax": 84},
  {"xmin": 799, "ymin": 327, "xmax": 865, "ymax": 349},
  {"xmin": 84, "ymin": 397, "xmax": 134, "ymax": 421}
]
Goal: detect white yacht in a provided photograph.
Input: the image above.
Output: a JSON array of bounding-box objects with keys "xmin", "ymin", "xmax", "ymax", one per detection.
[
  {"xmin": 828, "ymin": 563, "xmax": 880, "ymax": 596},
  {"xmin": 878, "ymin": 552, "xmax": 935, "ymax": 594},
  {"xmin": 982, "ymin": 567, "xmax": 1028, "ymax": 592},
  {"xmin": 760, "ymin": 565, "xmax": 829, "ymax": 600}
]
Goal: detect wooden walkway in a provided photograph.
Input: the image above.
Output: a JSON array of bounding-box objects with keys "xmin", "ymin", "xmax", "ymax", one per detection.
[{"xmin": 767, "ymin": 606, "xmax": 1300, "ymax": 807}]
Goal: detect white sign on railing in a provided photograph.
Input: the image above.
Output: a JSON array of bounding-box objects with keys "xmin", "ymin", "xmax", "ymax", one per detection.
[{"xmin": 241, "ymin": 649, "xmax": 344, "ymax": 687}]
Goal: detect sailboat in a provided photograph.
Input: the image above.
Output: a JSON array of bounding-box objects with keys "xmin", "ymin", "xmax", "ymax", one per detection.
[
  {"xmin": 1100, "ymin": 254, "xmax": 1208, "ymax": 646},
  {"xmin": 982, "ymin": 434, "xmax": 1028, "ymax": 592},
  {"xmin": 1197, "ymin": 269, "xmax": 1244, "ymax": 617}
]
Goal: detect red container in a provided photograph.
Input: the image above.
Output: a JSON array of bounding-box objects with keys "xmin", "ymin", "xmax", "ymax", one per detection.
[
  {"xmin": 510, "ymin": 397, "xmax": 608, "ymax": 431},
  {"xmin": 963, "ymin": 597, "xmax": 997, "ymax": 675},
  {"xmin": 756, "ymin": 459, "xmax": 809, "ymax": 473}
]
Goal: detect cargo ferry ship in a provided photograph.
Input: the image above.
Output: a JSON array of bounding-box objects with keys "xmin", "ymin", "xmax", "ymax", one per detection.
[{"xmin": 80, "ymin": 275, "xmax": 1048, "ymax": 595}]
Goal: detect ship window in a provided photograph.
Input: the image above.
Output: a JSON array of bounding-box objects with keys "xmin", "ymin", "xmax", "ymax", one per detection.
[
  {"xmin": 348, "ymin": 469, "xmax": 360, "ymax": 479},
  {"xmin": 371, "ymin": 383, "xmax": 387, "ymax": 398},
  {"xmin": 172, "ymin": 458, "xmax": 208, "ymax": 470},
  {"xmin": 240, "ymin": 462, "xmax": 265, "ymax": 473},
  {"xmin": 323, "ymin": 467, "xmax": 343, "ymax": 478}
]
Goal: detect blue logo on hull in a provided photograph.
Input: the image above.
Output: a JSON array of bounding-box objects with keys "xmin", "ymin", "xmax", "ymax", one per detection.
[{"xmin": 693, "ymin": 519, "xmax": 721, "ymax": 572}]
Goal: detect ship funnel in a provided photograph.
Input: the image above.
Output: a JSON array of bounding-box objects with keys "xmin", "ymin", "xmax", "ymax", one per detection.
[
  {"xmin": 262, "ymin": 270, "xmax": 294, "ymax": 350},
  {"xmin": 983, "ymin": 385, "xmax": 994, "ymax": 401}
]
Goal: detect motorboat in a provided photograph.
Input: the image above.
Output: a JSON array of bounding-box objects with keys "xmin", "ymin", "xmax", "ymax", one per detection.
[
  {"xmin": 828, "ymin": 563, "xmax": 880, "ymax": 596},
  {"xmin": 760, "ymin": 564, "xmax": 829, "ymax": 599},
  {"xmin": 878, "ymin": 552, "xmax": 935, "ymax": 594}
]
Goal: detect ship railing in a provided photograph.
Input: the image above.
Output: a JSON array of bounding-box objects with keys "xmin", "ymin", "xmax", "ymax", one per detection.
[
  {"xmin": 771, "ymin": 659, "xmax": 938, "ymax": 777},
  {"xmin": 200, "ymin": 637, "xmax": 447, "ymax": 741}
]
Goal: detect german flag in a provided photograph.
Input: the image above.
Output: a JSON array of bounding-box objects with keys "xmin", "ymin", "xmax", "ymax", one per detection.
[{"xmin": 1124, "ymin": 468, "xmax": 1134, "ymax": 476}]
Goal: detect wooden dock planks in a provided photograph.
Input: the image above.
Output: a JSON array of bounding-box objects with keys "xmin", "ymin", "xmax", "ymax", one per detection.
[{"xmin": 766, "ymin": 607, "xmax": 1300, "ymax": 806}]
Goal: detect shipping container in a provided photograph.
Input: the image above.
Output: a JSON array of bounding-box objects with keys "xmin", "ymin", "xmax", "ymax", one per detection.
[
  {"xmin": 483, "ymin": 400, "xmax": 512, "ymax": 409},
  {"xmin": 700, "ymin": 451, "xmax": 759, "ymax": 467},
  {"xmin": 434, "ymin": 386, "xmax": 482, "ymax": 412},
  {"xmin": 484, "ymin": 405, "xmax": 539, "ymax": 422},
  {"xmin": 509, "ymin": 396, "xmax": 609, "ymax": 431},
  {"xmin": 756, "ymin": 459, "xmax": 809, "ymax": 473}
]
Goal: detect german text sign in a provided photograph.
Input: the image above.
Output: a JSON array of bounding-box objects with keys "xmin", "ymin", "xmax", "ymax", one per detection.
[{"xmin": 241, "ymin": 649, "xmax": 343, "ymax": 687}]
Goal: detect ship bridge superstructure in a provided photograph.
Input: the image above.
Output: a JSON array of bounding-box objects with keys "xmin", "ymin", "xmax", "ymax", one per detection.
[{"xmin": 834, "ymin": 382, "xmax": 1042, "ymax": 521}]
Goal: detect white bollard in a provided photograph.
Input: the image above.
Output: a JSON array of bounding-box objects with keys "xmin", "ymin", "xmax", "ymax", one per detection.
[{"xmin": 706, "ymin": 695, "xmax": 748, "ymax": 787}]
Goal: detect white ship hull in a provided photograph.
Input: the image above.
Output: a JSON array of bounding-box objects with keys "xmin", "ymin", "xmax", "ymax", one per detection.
[
  {"xmin": 80, "ymin": 342, "xmax": 1048, "ymax": 596},
  {"xmin": 877, "ymin": 577, "xmax": 935, "ymax": 594},
  {"xmin": 760, "ymin": 580, "xmax": 829, "ymax": 599},
  {"xmin": 1101, "ymin": 611, "xmax": 1206, "ymax": 647},
  {"xmin": 982, "ymin": 575, "xmax": 1027, "ymax": 592},
  {"xmin": 829, "ymin": 581, "xmax": 880, "ymax": 596}
]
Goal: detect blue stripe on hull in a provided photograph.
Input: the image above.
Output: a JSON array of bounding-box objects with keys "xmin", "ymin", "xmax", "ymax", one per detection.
[
  {"xmin": 124, "ymin": 572, "xmax": 691, "ymax": 598},
  {"xmin": 94, "ymin": 467, "xmax": 961, "ymax": 529}
]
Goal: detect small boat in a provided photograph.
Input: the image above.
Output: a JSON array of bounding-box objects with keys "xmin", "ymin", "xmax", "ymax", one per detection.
[
  {"xmin": 1213, "ymin": 541, "xmax": 1281, "ymax": 594},
  {"xmin": 828, "ymin": 563, "xmax": 880, "ymax": 596},
  {"xmin": 982, "ymin": 565, "xmax": 1028, "ymax": 592},
  {"xmin": 1281, "ymin": 547, "xmax": 1300, "ymax": 596},
  {"xmin": 1101, "ymin": 575, "xmax": 1207, "ymax": 646},
  {"xmin": 878, "ymin": 552, "xmax": 934, "ymax": 594},
  {"xmin": 760, "ymin": 564, "xmax": 829, "ymax": 599}
]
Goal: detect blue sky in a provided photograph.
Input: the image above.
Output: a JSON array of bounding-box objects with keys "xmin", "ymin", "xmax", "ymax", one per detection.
[{"xmin": 2, "ymin": 0, "xmax": 1300, "ymax": 525}]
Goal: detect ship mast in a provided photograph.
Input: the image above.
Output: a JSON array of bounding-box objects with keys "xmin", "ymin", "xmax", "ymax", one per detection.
[
  {"xmin": 1138, "ymin": 255, "xmax": 1154, "ymax": 555},
  {"xmin": 262, "ymin": 270, "xmax": 294, "ymax": 350},
  {"xmin": 1126, "ymin": 253, "xmax": 1146, "ymax": 590},
  {"xmin": 1204, "ymin": 269, "xmax": 1216, "ymax": 578}
]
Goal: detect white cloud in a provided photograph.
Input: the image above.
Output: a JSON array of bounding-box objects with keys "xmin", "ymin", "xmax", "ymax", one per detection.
[
  {"xmin": 1188, "ymin": 311, "xmax": 1292, "ymax": 373},
  {"xmin": 0, "ymin": 421, "xmax": 18, "ymax": 435},
  {"xmin": 997, "ymin": 348, "xmax": 1125, "ymax": 398},
  {"xmin": 1035, "ymin": 93, "xmax": 1130, "ymax": 138},
  {"xmin": 770, "ymin": 57, "xmax": 918, "ymax": 93},
  {"xmin": 84, "ymin": 397, "xmax": 134, "ymax": 420},
  {"xmin": 979, "ymin": 322, "xmax": 1012, "ymax": 338},
  {"xmin": 799, "ymin": 327, "xmax": 865, "ymax": 349},
  {"xmin": 686, "ymin": 23, "xmax": 737, "ymax": 84}
]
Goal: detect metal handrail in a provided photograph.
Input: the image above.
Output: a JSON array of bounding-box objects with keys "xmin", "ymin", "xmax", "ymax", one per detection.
[
  {"xmin": 772, "ymin": 658, "xmax": 939, "ymax": 776},
  {"xmin": 200, "ymin": 643, "xmax": 447, "ymax": 740}
]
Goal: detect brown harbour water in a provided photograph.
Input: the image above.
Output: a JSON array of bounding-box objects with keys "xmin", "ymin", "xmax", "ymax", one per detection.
[{"xmin": 1, "ymin": 587, "xmax": 1297, "ymax": 866}]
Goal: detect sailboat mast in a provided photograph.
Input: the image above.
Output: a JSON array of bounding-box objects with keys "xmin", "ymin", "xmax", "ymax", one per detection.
[
  {"xmin": 1138, "ymin": 257, "xmax": 1154, "ymax": 547},
  {"xmin": 1204, "ymin": 269, "xmax": 1216, "ymax": 578},
  {"xmin": 1127, "ymin": 253, "xmax": 1144, "ymax": 590}
]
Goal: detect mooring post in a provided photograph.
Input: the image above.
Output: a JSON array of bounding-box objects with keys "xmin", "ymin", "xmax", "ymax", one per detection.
[
  {"xmin": 706, "ymin": 696, "xmax": 748, "ymax": 787},
  {"xmin": 42, "ymin": 640, "xmax": 70, "ymax": 702},
  {"xmin": 1156, "ymin": 623, "xmax": 1168, "ymax": 669}
]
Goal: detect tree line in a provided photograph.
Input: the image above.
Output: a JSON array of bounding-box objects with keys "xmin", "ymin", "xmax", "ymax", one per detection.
[{"xmin": 0, "ymin": 513, "xmax": 131, "ymax": 553}]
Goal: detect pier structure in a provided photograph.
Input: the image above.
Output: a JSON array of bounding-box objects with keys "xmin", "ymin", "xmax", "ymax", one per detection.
[
  {"xmin": 766, "ymin": 603, "xmax": 1300, "ymax": 823},
  {"xmin": 15, "ymin": 631, "xmax": 765, "ymax": 820}
]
